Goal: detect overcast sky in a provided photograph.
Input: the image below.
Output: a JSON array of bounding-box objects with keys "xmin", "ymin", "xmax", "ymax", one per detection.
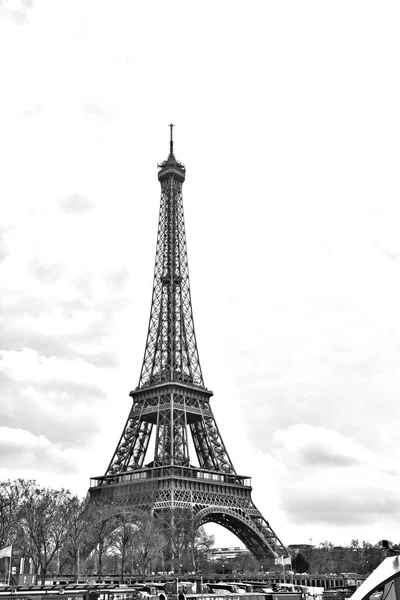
[{"xmin": 1, "ymin": 0, "xmax": 400, "ymax": 550}]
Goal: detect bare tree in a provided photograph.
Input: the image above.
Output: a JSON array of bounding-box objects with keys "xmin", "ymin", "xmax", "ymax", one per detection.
[
  {"xmin": 0, "ymin": 479, "xmax": 29, "ymax": 547},
  {"xmin": 63, "ymin": 497, "xmax": 88, "ymax": 581},
  {"xmin": 160, "ymin": 509, "xmax": 214, "ymax": 573},
  {"xmin": 108, "ymin": 512, "xmax": 138, "ymax": 582},
  {"xmin": 191, "ymin": 526, "xmax": 214, "ymax": 572},
  {"xmin": 309, "ymin": 541, "xmax": 334, "ymax": 574},
  {"xmin": 84, "ymin": 502, "xmax": 118, "ymax": 581},
  {"xmin": 21, "ymin": 482, "xmax": 77, "ymax": 584},
  {"xmin": 132, "ymin": 516, "xmax": 165, "ymax": 576},
  {"xmin": 161, "ymin": 508, "xmax": 194, "ymax": 572},
  {"xmin": 346, "ymin": 539, "xmax": 383, "ymax": 574}
]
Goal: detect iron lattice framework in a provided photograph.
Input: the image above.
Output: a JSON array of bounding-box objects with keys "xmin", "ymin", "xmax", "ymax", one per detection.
[{"xmin": 89, "ymin": 126, "xmax": 288, "ymax": 560}]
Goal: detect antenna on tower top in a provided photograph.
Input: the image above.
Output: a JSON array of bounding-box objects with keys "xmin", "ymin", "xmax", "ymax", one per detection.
[{"xmin": 169, "ymin": 123, "xmax": 174, "ymax": 156}]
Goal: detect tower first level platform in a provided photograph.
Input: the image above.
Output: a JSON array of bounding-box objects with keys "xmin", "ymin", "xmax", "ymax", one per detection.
[{"xmin": 89, "ymin": 461, "xmax": 285, "ymax": 560}]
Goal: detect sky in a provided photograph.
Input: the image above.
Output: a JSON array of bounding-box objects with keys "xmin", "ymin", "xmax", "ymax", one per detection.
[{"xmin": 1, "ymin": 0, "xmax": 400, "ymax": 550}]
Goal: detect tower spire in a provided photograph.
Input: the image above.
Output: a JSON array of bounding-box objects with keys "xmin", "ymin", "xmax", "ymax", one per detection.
[
  {"xmin": 169, "ymin": 123, "xmax": 174, "ymax": 157},
  {"xmin": 140, "ymin": 124, "xmax": 199, "ymax": 387}
]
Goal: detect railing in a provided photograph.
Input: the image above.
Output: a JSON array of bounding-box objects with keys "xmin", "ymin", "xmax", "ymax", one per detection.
[
  {"xmin": 90, "ymin": 466, "xmax": 251, "ymax": 488},
  {"xmin": 132, "ymin": 377, "xmax": 212, "ymax": 393}
]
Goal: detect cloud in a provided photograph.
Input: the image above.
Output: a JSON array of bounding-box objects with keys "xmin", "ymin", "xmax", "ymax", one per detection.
[
  {"xmin": 0, "ymin": 288, "xmax": 123, "ymax": 367},
  {"xmin": 73, "ymin": 274, "xmax": 94, "ymax": 297},
  {"xmin": 21, "ymin": 103, "xmax": 44, "ymax": 117},
  {"xmin": 58, "ymin": 194, "xmax": 95, "ymax": 214},
  {"xmin": 266, "ymin": 424, "xmax": 400, "ymax": 529},
  {"xmin": 0, "ymin": 292, "xmax": 83, "ymax": 319},
  {"xmin": 0, "ymin": 426, "xmax": 77, "ymax": 474},
  {"xmin": 79, "ymin": 351, "xmax": 118, "ymax": 368},
  {"xmin": 298, "ymin": 445, "xmax": 360, "ymax": 467},
  {"xmin": 0, "ymin": 227, "xmax": 9, "ymax": 264},
  {"xmin": 0, "ymin": 347, "xmax": 103, "ymax": 390},
  {"xmin": 83, "ymin": 104, "xmax": 113, "ymax": 122},
  {"xmin": 281, "ymin": 484, "xmax": 400, "ymax": 526},
  {"xmin": 235, "ymin": 316, "xmax": 400, "ymax": 457},
  {"xmin": 0, "ymin": 0, "xmax": 33, "ymax": 23},
  {"xmin": 0, "ymin": 349, "xmax": 106, "ymax": 448},
  {"xmin": 272, "ymin": 424, "xmax": 369, "ymax": 468},
  {"xmin": 103, "ymin": 269, "xmax": 129, "ymax": 289},
  {"xmin": 374, "ymin": 242, "xmax": 399, "ymax": 261},
  {"xmin": 29, "ymin": 259, "xmax": 65, "ymax": 282}
]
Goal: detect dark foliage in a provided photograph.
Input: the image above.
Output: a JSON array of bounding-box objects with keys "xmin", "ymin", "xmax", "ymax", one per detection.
[{"xmin": 292, "ymin": 552, "xmax": 310, "ymax": 573}]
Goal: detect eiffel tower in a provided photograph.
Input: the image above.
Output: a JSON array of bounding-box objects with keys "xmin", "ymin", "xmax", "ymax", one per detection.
[{"xmin": 89, "ymin": 126, "xmax": 288, "ymax": 561}]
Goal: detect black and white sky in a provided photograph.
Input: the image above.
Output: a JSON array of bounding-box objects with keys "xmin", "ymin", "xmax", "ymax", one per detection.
[{"xmin": 1, "ymin": 0, "xmax": 400, "ymax": 547}]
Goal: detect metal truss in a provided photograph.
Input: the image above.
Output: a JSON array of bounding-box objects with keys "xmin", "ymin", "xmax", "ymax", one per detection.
[
  {"xmin": 138, "ymin": 166, "xmax": 203, "ymax": 388},
  {"xmin": 90, "ymin": 131, "xmax": 289, "ymax": 561},
  {"xmin": 104, "ymin": 386, "xmax": 236, "ymax": 477}
]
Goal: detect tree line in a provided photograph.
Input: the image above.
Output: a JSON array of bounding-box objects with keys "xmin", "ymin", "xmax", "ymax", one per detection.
[
  {"xmin": 0, "ymin": 479, "xmax": 214, "ymax": 584},
  {"xmin": 217, "ymin": 542, "xmax": 391, "ymax": 577},
  {"xmin": 0, "ymin": 479, "xmax": 393, "ymax": 584},
  {"xmin": 289, "ymin": 540, "xmax": 392, "ymax": 576}
]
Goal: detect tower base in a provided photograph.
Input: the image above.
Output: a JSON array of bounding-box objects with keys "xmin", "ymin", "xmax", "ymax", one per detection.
[{"xmin": 89, "ymin": 464, "xmax": 286, "ymax": 559}]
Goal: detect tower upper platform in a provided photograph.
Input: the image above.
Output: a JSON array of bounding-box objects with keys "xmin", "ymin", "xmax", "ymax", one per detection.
[{"xmin": 157, "ymin": 124, "xmax": 186, "ymax": 183}]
